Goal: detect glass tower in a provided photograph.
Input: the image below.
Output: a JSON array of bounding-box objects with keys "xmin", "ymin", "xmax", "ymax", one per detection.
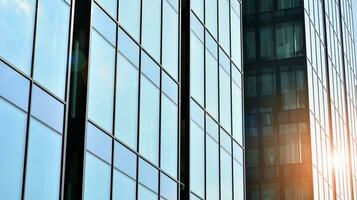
[
  {"xmin": 0, "ymin": 0, "xmax": 244, "ymax": 200},
  {"xmin": 243, "ymin": 0, "xmax": 357, "ymax": 199}
]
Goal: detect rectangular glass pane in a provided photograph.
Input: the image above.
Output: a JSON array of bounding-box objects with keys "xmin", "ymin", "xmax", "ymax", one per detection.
[
  {"xmin": 113, "ymin": 170, "xmax": 136, "ymax": 200},
  {"xmin": 190, "ymin": 120, "xmax": 205, "ymax": 197},
  {"xmin": 220, "ymin": 150, "xmax": 232, "ymax": 200},
  {"xmin": 219, "ymin": 0, "xmax": 230, "ymax": 54},
  {"xmin": 190, "ymin": 32, "xmax": 204, "ymax": 105},
  {"xmin": 206, "ymin": 136, "xmax": 219, "ymax": 200},
  {"xmin": 206, "ymin": 42, "xmax": 219, "ymax": 120},
  {"xmin": 119, "ymin": 0, "xmax": 141, "ymax": 41},
  {"xmin": 142, "ymin": 0, "xmax": 161, "ymax": 61}
]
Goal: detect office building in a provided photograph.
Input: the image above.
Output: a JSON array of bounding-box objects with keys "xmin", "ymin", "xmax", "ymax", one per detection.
[{"xmin": 243, "ymin": 0, "xmax": 357, "ymax": 199}]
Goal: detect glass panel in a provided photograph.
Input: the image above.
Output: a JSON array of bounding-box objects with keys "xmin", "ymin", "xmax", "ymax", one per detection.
[
  {"xmin": 260, "ymin": 26, "xmax": 274, "ymax": 60},
  {"xmin": 190, "ymin": 120, "xmax": 205, "ymax": 197},
  {"xmin": 88, "ymin": 30, "xmax": 115, "ymax": 132},
  {"xmin": 234, "ymin": 161, "xmax": 244, "ymax": 200},
  {"xmin": 162, "ymin": 0, "xmax": 179, "ymax": 80},
  {"xmin": 275, "ymin": 22, "xmax": 303, "ymax": 59},
  {"xmin": 190, "ymin": 31, "xmax": 205, "ymax": 105},
  {"xmin": 139, "ymin": 159, "xmax": 159, "ymax": 192},
  {"xmin": 244, "ymin": 0, "xmax": 255, "ymax": 14},
  {"xmin": 160, "ymin": 174, "xmax": 177, "ymax": 200},
  {"xmin": 34, "ymin": 0, "xmax": 70, "ymax": 99},
  {"xmin": 161, "ymin": 94, "xmax": 178, "ymax": 178},
  {"xmin": 115, "ymin": 52, "xmax": 139, "ymax": 149},
  {"xmin": 113, "ymin": 170, "xmax": 136, "ymax": 200},
  {"xmin": 96, "ymin": 0, "xmax": 117, "ymax": 17},
  {"xmin": 277, "ymin": 0, "xmax": 300, "ymax": 9},
  {"xmin": 138, "ymin": 185, "xmax": 158, "ymax": 200},
  {"xmin": 205, "ymin": 0, "xmax": 217, "ymax": 38},
  {"xmin": 219, "ymin": 0, "xmax": 230, "ymax": 54},
  {"xmin": 244, "ymin": 29, "xmax": 256, "ymax": 61},
  {"xmin": 231, "ymin": 1, "xmax": 241, "ymax": 66},
  {"xmin": 114, "ymin": 142, "xmax": 137, "ymax": 178},
  {"xmin": 25, "ymin": 119, "xmax": 62, "ymax": 200},
  {"xmin": 220, "ymin": 150, "xmax": 232, "ymax": 200},
  {"xmin": 139, "ymin": 76, "xmax": 160, "ymax": 164},
  {"xmin": 279, "ymin": 123, "xmax": 300, "ymax": 164},
  {"xmin": 191, "ymin": 0, "xmax": 203, "ymax": 20},
  {"xmin": 84, "ymin": 152, "xmax": 111, "ymax": 200},
  {"xmin": 232, "ymin": 80, "xmax": 243, "ymax": 144},
  {"xmin": 142, "ymin": 0, "xmax": 161, "ymax": 61},
  {"xmin": 92, "ymin": 4, "xmax": 116, "ymax": 45},
  {"xmin": 119, "ymin": 0, "xmax": 141, "ymax": 41},
  {"xmin": 31, "ymin": 85, "xmax": 64, "ymax": 133},
  {"xmin": 0, "ymin": 62, "xmax": 30, "ymax": 111},
  {"xmin": 206, "ymin": 136, "xmax": 219, "ymax": 200},
  {"xmin": 260, "ymin": 0, "xmax": 273, "ymax": 12},
  {"xmin": 0, "ymin": 0, "xmax": 36, "ymax": 74},
  {"xmin": 205, "ymin": 36, "xmax": 219, "ymax": 119},
  {"xmin": 86, "ymin": 123, "xmax": 112, "ymax": 163},
  {"xmin": 0, "ymin": 98, "xmax": 27, "ymax": 199},
  {"xmin": 219, "ymin": 62, "xmax": 231, "ymax": 133}
]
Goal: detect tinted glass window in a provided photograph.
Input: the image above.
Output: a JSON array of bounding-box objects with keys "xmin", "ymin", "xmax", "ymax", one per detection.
[
  {"xmin": 220, "ymin": 150, "xmax": 233, "ymax": 200},
  {"xmin": 231, "ymin": 1, "xmax": 241, "ymax": 66},
  {"xmin": 138, "ymin": 185, "xmax": 158, "ymax": 200},
  {"xmin": 244, "ymin": 29, "xmax": 256, "ymax": 61},
  {"xmin": 119, "ymin": 0, "xmax": 141, "ymax": 41},
  {"xmin": 219, "ymin": 54, "xmax": 231, "ymax": 132},
  {"xmin": 0, "ymin": 0, "xmax": 36, "ymax": 74},
  {"xmin": 219, "ymin": 0, "xmax": 230, "ymax": 54},
  {"xmin": 205, "ymin": 0, "xmax": 217, "ymax": 38},
  {"xmin": 206, "ymin": 136, "xmax": 219, "ymax": 200},
  {"xmin": 86, "ymin": 123, "xmax": 112, "ymax": 163},
  {"xmin": 260, "ymin": 26, "xmax": 274, "ymax": 60},
  {"xmin": 160, "ymin": 174, "xmax": 177, "ymax": 200},
  {"xmin": 113, "ymin": 170, "xmax": 136, "ymax": 200},
  {"xmin": 88, "ymin": 30, "xmax": 115, "ymax": 132},
  {"xmin": 0, "ymin": 98, "xmax": 27, "ymax": 199},
  {"xmin": 190, "ymin": 119, "xmax": 205, "ymax": 197},
  {"xmin": 139, "ymin": 159, "xmax": 159, "ymax": 192},
  {"xmin": 96, "ymin": 0, "xmax": 117, "ymax": 17},
  {"xmin": 191, "ymin": 0, "xmax": 203, "ymax": 20},
  {"xmin": 142, "ymin": 0, "xmax": 161, "ymax": 61},
  {"xmin": 25, "ymin": 119, "xmax": 62, "ymax": 200},
  {"xmin": 34, "ymin": 0, "xmax": 70, "ymax": 99}
]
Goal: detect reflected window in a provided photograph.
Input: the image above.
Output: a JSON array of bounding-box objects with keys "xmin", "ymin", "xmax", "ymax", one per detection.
[
  {"xmin": 119, "ymin": 0, "xmax": 141, "ymax": 41},
  {"xmin": 160, "ymin": 174, "xmax": 177, "ymax": 200},
  {"xmin": 219, "ymin": 51, "xmax": 231, "ymax": 132},
  {"xmin": 0, "ymin": 0, "xmax": 36, "ymax": 74},
  {"xmin": 275, "ymin": 22, "xmax": 303, "ymax": 59},
  {"xmin": 244, "ymin": 0, "xmax": 255, "ymax": 14},
  {"xmin": 234, "ymin": 161, "xmax": 244, "ymax": 200},
  {"xmin": 260, "ymin": 26, "xmax": 274, "ymax": 60},
  {"xmin": 142, "ymin": 0, "xmax": 161, "ymax": 61},
  {"xmin": 115, "ymin": 32, "xmax": 139, "ymax": 149},
  {"xmin": 25, "ymin": 119, "xmax": 62, "ymax": 200},
  {"xmin": 139, "ymin": 159, "xmax": 158, "ymax": 193},
  {"xmin": 220, "ymin": 150, "xmax": 233, "ymax": 200},
  {"xmin": 191, "ymin": 0, "xmax": 203, "ymax": 20},
  {"xmin": 34, "ymin": 0, "xmax": 70, "ymax": 99},
  {"xmin": 0, "ymin": 98, "xmax": 27, "ymax": 199},
  {"xmin": 279, "ymin": 123, "xmax": 300, "ymax": 164},
  {"xmin": 277, "ymin": 0, "xmax": 300, "ymax": 9},
  {"xmin": 244, "ymin": 29, "xmax": 256, "ymax": 61},
  {"xmin": 260, "ymin": 0, "xmax": 272, "ymax": 12},
  {"xmin": 162, "ymin": 0, "xmax": 179, "ymax": 80},
  {"xmin": 88, "ymin": 30, "xmax": 115, "ymax": 132}
]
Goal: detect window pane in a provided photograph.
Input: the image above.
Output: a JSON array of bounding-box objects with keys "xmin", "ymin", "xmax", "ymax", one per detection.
[
  {"xmin": 231, "ymin": 2, "xmax": 241, "ymax": 66},
  {"xmin": 142, "ymin": 0, "xmax": 161, "ymax": 61},
  {"xmin": 160, "ymin": 174, "xmax": 177, "ymax": 200},
  {"xmin": 0, "ymin": 98, "xmax": 27, "ymax": 199},
  {"xmin": 25, "ymin": 119, "xmax": 62, "ymax": 200},
  {"xmin": 279, "ymin": 123, "xmax": 300, "ymax": 164},
  {"xmin": 191, "ymin": 0, "xmax": 203, "ymax": 20},
  {"xmin": 162, "ymin": 0, "xmax": 179, "ymax": 80},
  {"xmin": 206, "ymin": 136, "xmax": 219, "ymax": 200},
  {"xmin": 205, "ymin": 0, "xmax": 217, "ymax": 38},
  {"xmin": 220, "ymin": 150, "xmax": 232, "ymax": 200},
  {"xmin": 190, "ymin": 31, "xmax": 204, "ymax": 105},
  {"xmin": 260, "ymin": 26, "xmax": 274, "ymax": 60},
  {"xmin": 84, "ymin": 152, "xmax": 111, "ymax": 200},
  {"xmin": 205, "ymin": 40, "xmax": 219, "ymax": 120},
  {"xmin": 275, "ymin": 22, "xmax": 303, "ymax": 59},
  {"xmin": 260, "ymin": 0, "xmax": 272, "ymax": 12},
  {"xmin": 139, "ymin": 159, "xmax": 159, "ymax": 192},
  {"xmin": 139, "ymin": 76, "xmax": 160, "ymax": 164},
  {"xmin": 234, "ymin": 161, "xmax": 244, "ymax": 200},
  {"xmin": 219, "ymin": 64, "xmax": 231, "ymax": 133},
  {"xmin": 115, "ymin": 53, "xmax": 139, "ymax": 149},
  {"xmin": 114, "ymin": 142, "xmax": 137, "ymax": 178},
  {"xmin": 113, "ymin": 170, "xmax": 136, "ymax": 200},
  {"xmin": 0, "ymin": 61, "xmax": 30, "ymax": 111},
  {"xmin": 244, "ymin": 0, "xmax": 255, "ymax": 14},
  {"xmin": 119, "ymin": 0, "xmax": 141, "ymax": 41},
  {"xmin": 219, "ymin": 0, "xmax": 230, "ymax": 54},
  {"xmin": 190, "ymin": 120, "xmax": 205, "ymax": 197},
  {"xmin": 161, "ymin": 94, "xmax": 178, "ymax": 178},
  {"xmin": 96, "ymin": 0, "xmax": 117, "ymax": 17},
  {"xmin": 86, "ymin": 123, "xmax": 112, "ymax": 163},
  {"xmin": 244, "ymin": 29, "xmax": 256, "ymax": 61},
  {"xmin": 34, "ymin": 0, "xmax": 70, "ymax": 99},
  {"xmin": 0, "ymin": 0, "xmax": 36, "ymax": 74},
  {"xmin": 88, "ymin": 30, "xmax": 115, "ymax": 132},
  {"xmin": 31, "ymin": 85, "xmax": 64, "ymax": 133},
  {"xmin": 138, "ymin": 185, "xmax": 158, "ymax": 200}
]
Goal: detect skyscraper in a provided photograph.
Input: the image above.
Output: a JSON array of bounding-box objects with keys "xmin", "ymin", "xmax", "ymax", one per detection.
[
  {"xmin": 243, "ymin": 0, "xmax": 357, "ymax": 199},
  {"xmin": 0, "ymin": 0, "xmax": 244, "ymax": 200}
]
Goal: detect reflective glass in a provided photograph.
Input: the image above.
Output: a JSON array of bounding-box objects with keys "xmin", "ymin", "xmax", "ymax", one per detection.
[
  {"xmin": 0, "ymin": 62, "xmax": 30, "ymax": 111},
  {"xmin": 92, "ymin": 4, "xmax": 116, "ymax": 45},
  {"xmin": 96, "ymin": 0, "xmax": 117, "ymax": 17},
  {"xmin": 244, "ymin": 29, "xmax": 256, "ymax": 61},
  {"xmin": 190, "ymin": 120, "xmax": 205, "ymax": 197},
  {"xmin": 34, "ymin": 0, "xmax": 70, "ymax": 99},
  {"xmin": 25, "ymin": 119, "xmax": 62, "ymax": 200},
  {"xmin": 142, "ymin": 0, "xmax": 161, "ymax": 61},
  {"xmin": 114, "ymin": 142, "xmax": 136, "ymax": 178},
  {"xmin": 0, "ymin": 98, "xmax": 27, "ymax": 200},
  {"xmin": 191, "ymin": 0, "xmax": 203, "ymax": 20},
  {"xmin": 205, "ymin": 41, "xmax": 219, "ymax": 119},
  {"xmin": 88, "ymin": 30, "xmax": 115, "ymax": 132},
  {"xmin": 139, "ymin": 159, "xmax": 159, "ymax": 192},
  {"xmin": 205, "ymin": 0, "xmax": 217, "ymax": 38},
  {"xmin": 161, "ymin": 94, "xmax": 178, "ymax": 178},
  {"xmin": 231, "ymin": 1, "xmax": 241, "ymax": 65},
  {"xmin": 31, "ymin": 85, "xmax": 64, "ymax": 133},
  {"xmin": 220, "ymin": 150, "xmax": 232, "ymax": 200},
  {"xmin": 232, "ymin": 79, "xmax": 243, "ymax": 145},
  {"xmin": 138, "ymin": 185, "xmax": 158, "ymax": 200},
  {"xmin": 190, "ymin": 32, "xmax": 204, "ymax": 105},
  {"xmin": 113, "ymin": 170, "xmax": 136, "ymax": 200},
  {"xmin": 234, "ymin": 161, "xmax": 244, "ymax": 200},
  {"xmin": 160, "ymin": 174, "xmax": 177, "ymax": 200},
  {"xmin": 115, "ymin": 53, "xmax": 139, "ymax": 149},
  {"xmin": 0, "ymin": 0, "xmax": 36, "ymax": 74},
  {"xmin": 260, "ymin": 26, "xmax": 274, "ymax": 60},
  {"xmin": 162, "ymin": 0, "xmax": 179, "ymax": 80},
  {"xmin": 277, "ymin": 0, "xmax": 300, "ymax": 9},
  {"xmin": 219, "ymin": 0, "xmax": 230, "ymax": 54},
  {"xmin": 119, "ymin": 0, "xmax": 141, "ymax": 41},
  {"xmin": 84, "ymin": 152, "xmax": 111, "ymax": 200},
  {"xmin": 86, "ymin": 123, "xmax": 112, "ymax": 163},
  {"xmin": 139, "ymin": 76, "xmax": 160, "ymax": 164},
  {"xmin": 219, "ymin": 65, "xmax": 231, "ymax": 133},
  {"xmin": 206, "ymin": 136, "xmax": 219, "ymax": 200}
]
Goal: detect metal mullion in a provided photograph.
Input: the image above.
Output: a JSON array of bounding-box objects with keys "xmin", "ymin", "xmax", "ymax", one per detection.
[
  {"xmin": 21, "ymin": 0, "xmax": 40, "ymax": 198},
  {"xmin": 203, "ymin": 0, "xmax": 208, "ymax": 198},
  {"xmin": 159, "ymin": 0, "xmax": 164, "ymax": 197}
]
